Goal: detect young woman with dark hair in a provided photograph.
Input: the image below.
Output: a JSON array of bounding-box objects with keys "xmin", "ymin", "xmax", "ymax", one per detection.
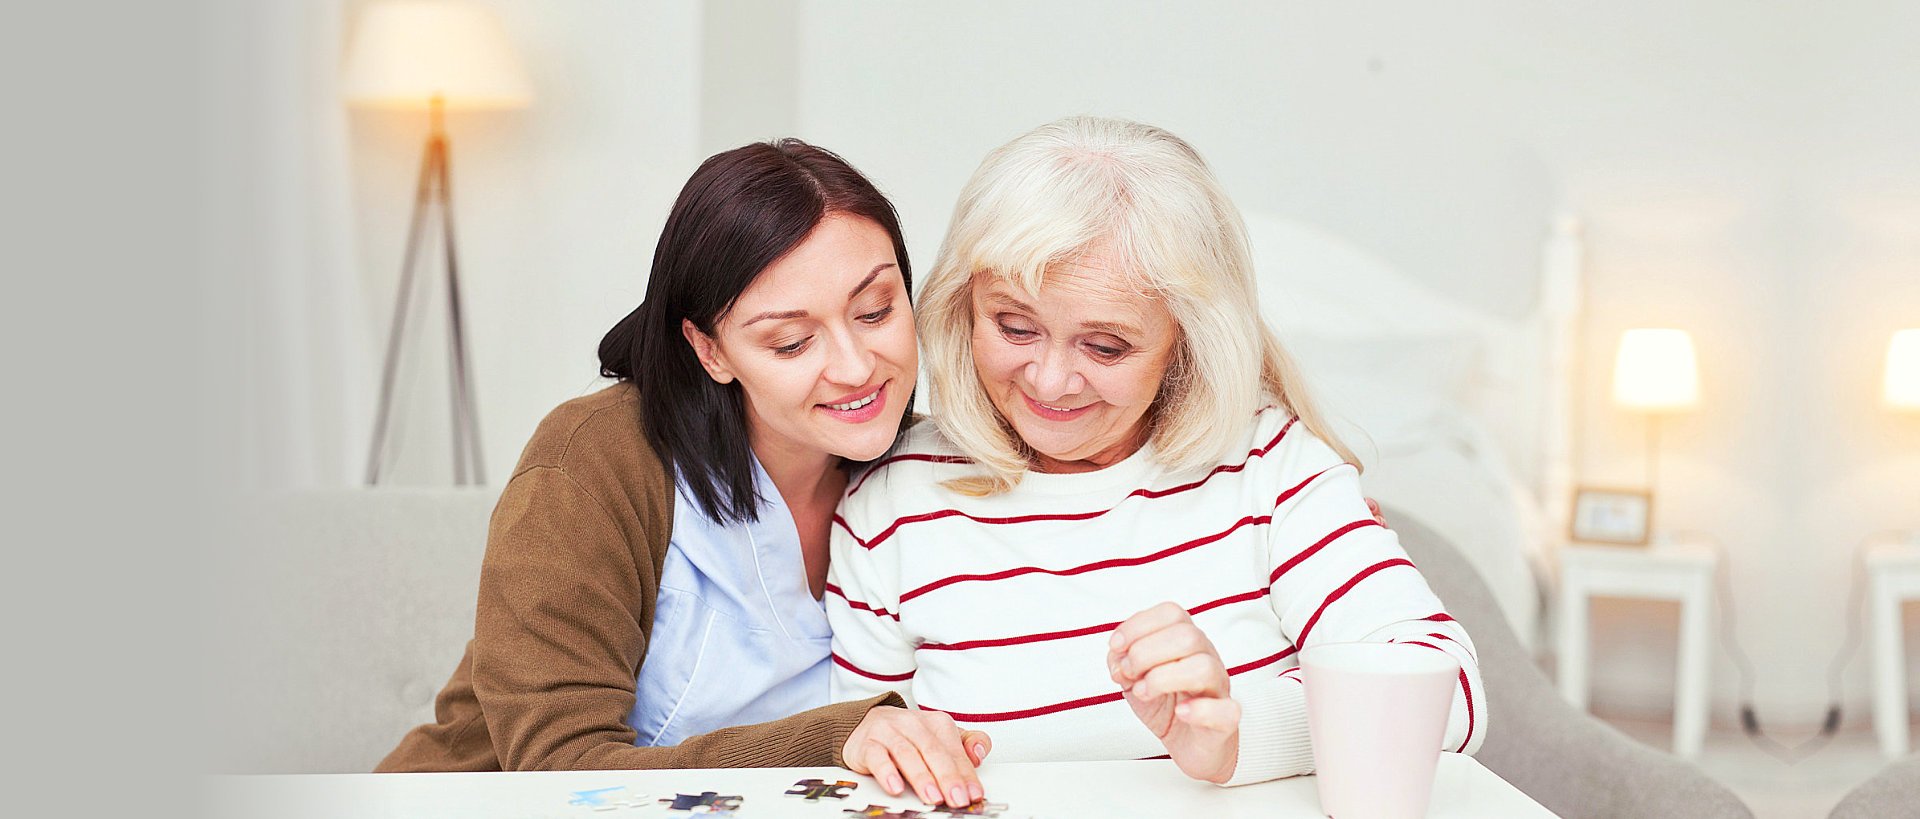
[{"xmin": 379, "ymin": 140, "xmax": 991, "ymax": 810}]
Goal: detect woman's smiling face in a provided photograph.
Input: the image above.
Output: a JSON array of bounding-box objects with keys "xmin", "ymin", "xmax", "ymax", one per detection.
[
  {"xmin": 683, "ymin": 213, "xmax": 917, "ymax": 465},
  {"xmin": 968, "ymin": 251, "xmax": 1179, "ymax": 473}
]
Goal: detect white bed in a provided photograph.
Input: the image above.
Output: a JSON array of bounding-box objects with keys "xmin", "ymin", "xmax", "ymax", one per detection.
[{"xmin": 1242, "ymin": 211, "xmax": 1584, "ymax": 653}]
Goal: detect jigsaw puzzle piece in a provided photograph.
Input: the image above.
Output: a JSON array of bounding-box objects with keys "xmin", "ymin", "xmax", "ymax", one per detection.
[
  {"xmin": 928, "ymin": 800, "xmax": 1009, "ymax": 817},
  {"xmin": 658, "ymin": 791, "xmax": 743, "ymax": 813},
  {"xmin": 786, "ymin": 778, "xmax": 859, "ymax": 801},
  {"xmin": 842, "ymin": 805, "xmax": 926, "ymax": 819}
]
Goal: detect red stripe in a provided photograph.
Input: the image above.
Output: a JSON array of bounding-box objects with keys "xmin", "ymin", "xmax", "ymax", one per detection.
[
  {"xmin": 838, "ymin": 419, "xmax": 1301, "ymax": 551},
  {"xmin": 920, "ymin": 647, "xmax": 1296, "ymax": 723},
  {"xmin": 1394, "ymin": 639, "xmax": 1447, "ymax": 654},
  {"xmin": 1422, "ymin": 613, "xmax": 1455, "ymax": 624},
  {"xmin": 1425, "ymin": 631, "xmax": 1477, "ymax": 663},
  {"xmin": 1387, "ymin": 637, "xmax": 1477, "ymax": 677},
  {"xmin": 831, "ymin": 653, "xmax": 915, "ymax": 682},
  {"xmin": 919, "ymin": 588, "xmax": 1272, "ymax": 652},
  {"xmin": 923, "ymin": 690, "xmax": 1124, "ymax": 723},
  {"xmin": 847, "ymin": 453, "xmax": 975, "ymax": 496},
  {"xmin": 1268, "ymin": 519, "xmax": 1385, "ymax": 585},
  {"xmin": 1455, "ymin": 668, "xmax": 1476, "ymax": 752},
  {"xmin": 900, "ymin": 514, "xmax": 1271, "ymax": 604},
  {"xmin": 1227, "ymin": 646, "xmax": 1297, "ymax": 675},
  {"xmin": 823, "ymin": 582, "xmax": 900, "ymax": 621},
  {"xmin": 1294, "ymin": 558, "xmax": 1416, "ymax": 645},
  {"xmin": 1272, "ymin": 466, "xmax": 1336, "ymax": 509}
]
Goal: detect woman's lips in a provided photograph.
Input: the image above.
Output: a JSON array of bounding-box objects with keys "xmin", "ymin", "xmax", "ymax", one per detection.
[
  {"xmin": 819, "ymin": 381, "xmax": 888, "ymax": 423},
  {"xmin": 1021, "ymin": 391, "xmax": 1094, "ymax": 421}
]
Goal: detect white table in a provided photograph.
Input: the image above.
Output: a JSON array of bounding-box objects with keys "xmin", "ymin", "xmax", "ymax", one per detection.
[
  {"xmin": 1868, "ymin": 540, "xmax": 1920, "ymax": 758},
  {"xmin": 1556, "ymin": 540, "xmax": 1717, "ymax": 758},
  {"xmin": 205, "ymin": 756, "xmax": 1555, "ymax": 818}
]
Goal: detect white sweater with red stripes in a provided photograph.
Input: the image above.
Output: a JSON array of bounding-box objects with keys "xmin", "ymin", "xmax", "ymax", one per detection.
[{"xmin": 825, "ymin": 409, "xmax": 1485, "ymax": 785}]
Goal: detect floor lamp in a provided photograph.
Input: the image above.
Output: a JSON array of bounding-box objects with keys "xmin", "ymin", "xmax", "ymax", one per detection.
[{"xmin": 342, "ymin": 2, "xmax": 531, "ymax": 485}]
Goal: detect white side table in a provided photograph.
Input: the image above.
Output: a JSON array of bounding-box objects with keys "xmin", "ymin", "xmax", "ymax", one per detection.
[
  {"xmin": 1556, "ymin": 541, "xmax": 1717, "ymax": 758},
  {"xmin": 1868, "ymin": 541, "xmax": 1920, "ymax": 758}
]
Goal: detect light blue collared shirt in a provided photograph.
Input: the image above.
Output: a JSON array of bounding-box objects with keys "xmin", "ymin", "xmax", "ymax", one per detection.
[{"xmin": 626, "ymin": 454, "xmax": 834, "ymax": 747}]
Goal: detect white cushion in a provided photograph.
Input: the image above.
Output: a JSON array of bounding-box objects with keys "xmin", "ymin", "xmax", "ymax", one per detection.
[{"xmin": 206, "ymin": 488, "xmax": 497, "ymax": 773}]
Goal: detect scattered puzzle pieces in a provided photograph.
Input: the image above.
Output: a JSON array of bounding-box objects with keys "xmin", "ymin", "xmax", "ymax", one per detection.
[
  {"xmin": 928, "ymin": 800, "xmax": 1008, "ymax": 817},
  {"xmin": 787, "ymin": 778, "xmax": 859, "ymax": 801},
  {"xmin": 567, "ymin": 785, "xmax": 654, "ymax": 811},
  {"xmin": 842, "ymin": 805, "xmax": 926, "ymax": 819},
  {"xmin": 569, "ymin": 787, "xmax": 627, "ymax": 807},
  {"xmin": 659, "ymin": 791, "xmax": 743, "ymax": 813}
]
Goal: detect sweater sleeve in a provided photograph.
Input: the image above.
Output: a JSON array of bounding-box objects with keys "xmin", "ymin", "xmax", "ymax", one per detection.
[
  {"xmin": 1224, "ymin": 434, "xmax": 1485, "ymax": 786},
  {"xmin": 471, "ymin": 465, "xmax": 897, "ymax": 771},
  {"xmin": 825, "ymin": 481, "xmax": 918, "ymax": 707}
]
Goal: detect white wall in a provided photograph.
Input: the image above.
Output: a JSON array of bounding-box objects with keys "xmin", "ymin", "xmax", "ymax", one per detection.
[
  {"xmin": 785, "ymin": 0, "xmax": 1920, "ymax": 728},
  {"xmin": 330, "ymin": 0, "xmax": 1920, "ymax": 729}
]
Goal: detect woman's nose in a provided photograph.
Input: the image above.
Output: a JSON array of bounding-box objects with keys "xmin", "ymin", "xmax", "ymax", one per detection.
[
  {"xmin": 1023, "ymin": 344, "xmax": 1085, "ymax": 401},
  {"xmin": 823, "ymin": 326, "xmax": 877, "ymax": 387}
]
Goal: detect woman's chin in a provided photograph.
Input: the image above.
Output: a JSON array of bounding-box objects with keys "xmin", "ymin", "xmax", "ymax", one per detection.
[{"xmin": 832, "ymin": 420, "xmax": 906, "ymax": 463}]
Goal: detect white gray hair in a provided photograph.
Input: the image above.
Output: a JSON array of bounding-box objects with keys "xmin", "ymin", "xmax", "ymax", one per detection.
[{"xmin": 919, "ymin": 116, "xmax": 1355, "ymax": 494}]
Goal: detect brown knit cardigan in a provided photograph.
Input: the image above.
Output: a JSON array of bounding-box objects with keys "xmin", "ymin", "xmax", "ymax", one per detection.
[{"xmin": 377, "ymin": 383, "xmax": 899, "ymax": 772}]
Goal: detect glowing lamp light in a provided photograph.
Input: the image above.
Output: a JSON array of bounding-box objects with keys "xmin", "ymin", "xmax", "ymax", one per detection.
[
  {"xmin": 1613, "ymin": 329, "xmax": 1700, "ymax": 413},
  {"xmin": 342, "ymin": 1, "xmax": 532, "ymax": 111},
  {"xmin": 1887, "ymin": 329, "xmax": 1920, "ymax": 410}
]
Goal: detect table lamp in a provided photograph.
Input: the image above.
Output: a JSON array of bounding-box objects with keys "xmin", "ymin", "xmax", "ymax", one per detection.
[
  {"xmin": 343, "ymin": 1, "xmax": 532, "ymax": 485},
  {"xmin": 1887, "ymin": 329, "xmax": 1920, "ymax": 411},
  {"xmin": 1889, "ymin": 329, "xmax": 1920, "ymax": 548},
  {"xmin": 1612, "ymin": 328, "xmax": 1700, "ymax": 537}
]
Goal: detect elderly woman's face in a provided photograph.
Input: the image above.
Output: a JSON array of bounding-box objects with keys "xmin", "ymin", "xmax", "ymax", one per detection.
[{"xmin": 970, "ymin": 252, "xmax": 1178, "ymax": 473}]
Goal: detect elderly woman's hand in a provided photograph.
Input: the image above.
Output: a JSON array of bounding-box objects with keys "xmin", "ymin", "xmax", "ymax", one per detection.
[
  {"xmin": 1107, "ymin": 602, "xmax": 1239, "ymax": 783},
  {"xmin": 1366, "ymin": 497, "xmax": 1387, "ymax": 526},
  {"xmin": 842, "ymin": 706, "xmax": 993, "ymax": 808}
]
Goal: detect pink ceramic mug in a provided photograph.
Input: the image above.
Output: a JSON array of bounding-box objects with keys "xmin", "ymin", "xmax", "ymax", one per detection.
[{"xmin": 1300, "ymin": 642, "xmax": 1459, "ymax": 818}]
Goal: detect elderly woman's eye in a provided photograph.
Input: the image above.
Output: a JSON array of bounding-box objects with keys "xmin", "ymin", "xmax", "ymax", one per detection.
[
  {"xmin": 997, "ymin": 322, "xmax": 1037, "ymax": 341},
  {"xmin": 1083, "ymin": 337, "xmax": 1130, "ymax": 360}
]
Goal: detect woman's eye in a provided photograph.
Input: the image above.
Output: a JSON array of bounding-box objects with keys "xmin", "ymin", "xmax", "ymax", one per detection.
[
  {"xmin": 1085, "ymin": 340, "xmax": 1129, "ymax": 361},
  {"xmin": 772, "ymin": 338, "xmax": 811, "ymax": 356},
  {"xmin": 857, "ymin": 306, "xmax": 894, "ymax": 324},
  {"xmin": 997, "ymin": 323, "xmax": 1037, "ymax": 341}
]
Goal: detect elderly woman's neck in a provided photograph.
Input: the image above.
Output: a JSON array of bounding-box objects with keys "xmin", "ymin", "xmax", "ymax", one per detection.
[{"xmin": 1029, "ymin": 425, "xmax": 1150, "ymax": 474}]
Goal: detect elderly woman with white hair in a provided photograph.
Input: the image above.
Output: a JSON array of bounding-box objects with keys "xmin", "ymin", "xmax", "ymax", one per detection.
[{"xmin": 824, "ymin": 116, "xmax": 1485, "ymax": 789}]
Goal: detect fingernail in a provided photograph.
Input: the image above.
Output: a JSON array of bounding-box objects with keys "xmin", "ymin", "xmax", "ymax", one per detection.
[
  {"xmin": 972, "ymin": 742, "xmax": 986, "ymax": 760},
  {"xmin": 950, "ymin": 785, "xmax": 967, "ymax": 806},
  {"xmin": 1109, "ymin": 632, "xmax": 1124, "ymax": 649},
  {"xmin": 920, "ymin": 785, "xmax": 937, "ymax": 804},
  {"xmin": 888, "ymin": 774, "xmax": 903, "ymax": 794},
  {"xmin": 970, "ymin": 783, "xmax": 984, "ymax": 801}
]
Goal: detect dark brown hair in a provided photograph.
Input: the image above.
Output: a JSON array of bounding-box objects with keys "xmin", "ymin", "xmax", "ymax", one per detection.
[{"xmin": 597, "ymin": 139, "xmax": 913, "ymax": 523}]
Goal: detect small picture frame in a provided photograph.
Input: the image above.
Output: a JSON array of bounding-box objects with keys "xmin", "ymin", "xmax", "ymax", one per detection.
[{"xmin": 1570, "ymin": 487, "xmax": 1653, "ymax": 546}]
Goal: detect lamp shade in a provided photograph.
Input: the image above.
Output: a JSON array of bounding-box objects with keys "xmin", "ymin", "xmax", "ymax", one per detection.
[
  {"xmin": 1888, "ymin": 329, "xmax": 1920, "ymax": 410},
  {"xmin": 342, "ymin": 2, "xmax": 532, "ymax": 110},
  {"xmin": 1613, "ymin": 328, "xmax": 1700, "ymax": 412}
]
